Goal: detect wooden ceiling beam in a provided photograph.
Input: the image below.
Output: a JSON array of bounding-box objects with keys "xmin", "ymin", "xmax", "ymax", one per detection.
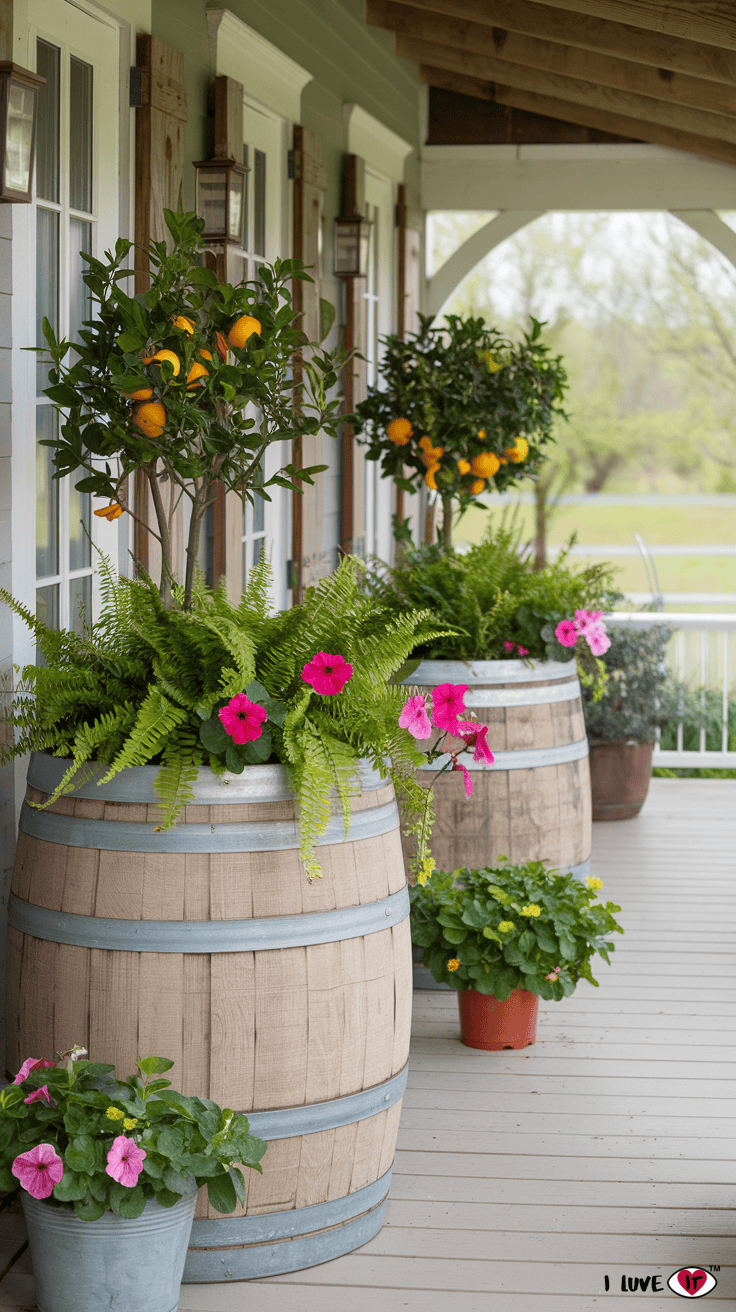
[
  {"xmin": 382, "ymin": 0, "xmax": 736, "ymax": 85},
  {"xmin": 368, "ymin": 0, "xmax": 736, "ymax": 117},
  {"xmin": 396, "ymin": 35, "xmax": 736, "ymax": 144},
  {"xmin": 421, "ymin": 64, "xmax": 493, "ymax": 100},
  {"xmin": 516, "ymin": 0, "xmax": 736, "ymax": 53}
]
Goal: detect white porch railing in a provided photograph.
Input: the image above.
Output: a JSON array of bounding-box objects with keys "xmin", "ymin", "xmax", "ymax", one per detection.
[{"xmin": 605, "ymin": 612, "xmax": 736, "ymax": 769}]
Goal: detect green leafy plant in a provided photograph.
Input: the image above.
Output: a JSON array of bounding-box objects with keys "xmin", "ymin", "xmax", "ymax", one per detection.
[
  {"xmin": 0, "ymin": 1051, "xmax": 266, "ymax": 1221},
  {"xmin": 353, "ymin": 314, "xmax": 567, "ymax": 544},
  {"xmin": 410, "ymin": 861, "xmax": 623, "ymax": 998},
  {"xmin": 1, "ymin": 556, "xmax": 448, "ymax": 877},
  {"xmin": 363, "ymin": 517, "xmax": 614, "ymax": 662},
  {"xmin": 582, "ymin": 621, "xmax": 676, "ymax": 743},
  {"xmin": 38, "ymin": 208, "xmax": 346, "ymax": 608},
  {"xmin": 659, "ymin": 682, "xmax": 736, "ymax": 754}
]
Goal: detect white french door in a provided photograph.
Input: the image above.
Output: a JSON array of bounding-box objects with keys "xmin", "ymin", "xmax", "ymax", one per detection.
[{"xmin": 29, "ymin": 0, "xmax": 120, "ymax": 640}]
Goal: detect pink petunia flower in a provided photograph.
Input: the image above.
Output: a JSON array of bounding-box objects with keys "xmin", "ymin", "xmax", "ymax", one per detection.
[
  {"xmin": 457, "ymin": 721, "xmax": 495, "ymax": 765},
  {"xmin": 517, "ymin": 646, "xmax": 529, "ymax": 657},
  {"xmin": 301, "ymin": 652, "xmax": 354, "ymax": 696},
  {"xmin": 218, "ymin": 694, "xmax": 267, "ymax": 745},
  {"xmin": 106, "ymin": 1135, "xmax": 147, "ymax": 1188},
  {"xmin": 12, "ymin": 1144, "xmax": 64, "ymax": 1200},
  {"xmin": 451, "ymin": 758, "xmax": 474, "ymax": 797},
  {"xmin": 431, "ymin": 683, "xmax": 468, "ymax": 735},
  {"xmin": 574, "ymin": 609, "xmax": 603, "ymax": 630},
  {"xmin": 583, "ymin": 623, "xmax": 611, "ymax": 656},
  {"xmin": 13, "ymin": 1058, "xmax": 54, "ymax": 1084},
  {"xmin": 399, "ymin": 694, "xmax": 432, "ymax": 740},
  {"xmin": 554, "ymin": 619, "xmax": 578, "ymax": 648},
  {"xmin": 24, "ymin": 1086, "xmax": 50, "ymax": 1105},
  {"xmin": 503, "ymin": 640, "xmax": 515, "ymax": 653}
]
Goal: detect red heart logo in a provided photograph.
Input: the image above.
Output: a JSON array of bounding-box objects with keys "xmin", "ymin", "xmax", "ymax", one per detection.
[{"xmin": 678, "ymin": 1270, "xmax": 708, "ymax": 1295}]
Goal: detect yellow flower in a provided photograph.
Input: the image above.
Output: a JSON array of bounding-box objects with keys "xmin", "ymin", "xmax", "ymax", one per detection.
[
  {"xmin": 447, "ymin": 959, "xmax": 460, "ymax": 972},
  {"xmin": 506, "ymin": 437, "xmax": 529, "ymax": 463},
  {"xmin": 471, "ymin": 451, "xmax": 500, "ymax": 478},
  {"xmin": 498, "ymin": 921, "xmax": 515, "ymax": 933},
  {"xmin": 123, "ymin": 1117, "xmax": 139, "ymax": 1131},
  {"xmin": 586, "ymin": 876, "xmax": 603, "ymax": 891},
  {"xmin": 457, "ymin": 458, "xmax": 471, "ymax": 475},
  {"xmin": 520, "ymin": 903, "xmax": 541, "ymax": 917},
  {"xmin": 416, "ymin": 856, "xmax": 436, "ymax": 887},
  {"xmin": 106, "ymin": 1106, "xmax": 125, "ymax": 1121},
  {"xmin": 387, "ymin": 417, "xmax": 412, "ymax": 446}
]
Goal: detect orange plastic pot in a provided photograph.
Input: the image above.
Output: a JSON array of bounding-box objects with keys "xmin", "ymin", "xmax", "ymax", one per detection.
[{"xmin": 457, "ymin": 988, "xmax": 539, "ymax": 1050}]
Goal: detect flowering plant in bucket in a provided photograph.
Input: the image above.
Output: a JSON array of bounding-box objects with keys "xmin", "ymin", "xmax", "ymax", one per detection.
[
  {"xmin": 0, "ymin": 1051, "xmax": 266, "ymax": 1220},
  {"xmin": 409, "ymin": 861, "xmax": 623, "ymax": 997}
]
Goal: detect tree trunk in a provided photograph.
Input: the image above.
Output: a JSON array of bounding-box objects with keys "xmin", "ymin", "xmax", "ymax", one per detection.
[
  {"xmin": 145, "ymin": 462, "xmax": 174, "ymax": 608},
  {"xmin": 533, "ymin": 476, "xmax": 548, "ymax": 572},
  {"xmin": 441, "ymin": 493, "xmax": 453, "ymax": 548},
  {"xmin": 424, "ymin": 495, "xmax": 436, "ymax": 545}
]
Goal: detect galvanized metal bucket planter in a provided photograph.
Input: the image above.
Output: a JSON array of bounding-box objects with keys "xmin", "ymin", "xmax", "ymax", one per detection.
[
  {"xmin": 404, "ymin": 659, "xmax": 592, "ymax": 990},
  {"xmin": 7, "ymin": 753, "xmax": 412, "ymax": 1281},
  {"xmin": 21, "ymin": 1191, "xmax": 197, "ymax": 1312}
]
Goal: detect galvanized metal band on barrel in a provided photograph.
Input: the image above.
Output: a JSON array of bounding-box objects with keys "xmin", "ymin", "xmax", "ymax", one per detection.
[
  {"xmin": 7, "ymin": 885, "xmax": 409, "ymax": 953},
  {"xmin": 407, "ymin": 658, "xmax": 578, "ymax": 686},
  {"xmin": 18, "ymin": 797, "xmax": 399, "ymax": 853},
  {"xmin": 184, "ymin": 1168, "xmax": 394, "ymax": 1283},
  {"xmin": 248, "ymin": 1065, "xmax": 407, "ymax": 1140},
  {"xmin": 418, "ymin": 738, "xmax": 589, "ymax": 772},
  {"xmin": 26, "ymin": 751, "xmax": 388, "ymax": 803},
  {"xmin": 464, "ymin": 680, "xmax": 581, "ymax": 708}
]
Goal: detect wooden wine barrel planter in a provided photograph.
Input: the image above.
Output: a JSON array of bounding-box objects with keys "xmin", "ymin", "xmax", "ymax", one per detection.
[
  {"xmin": 6, "ymin": 752, "xmax": 412, "ymax": 1282},
  {"xmin": 406, "ymin": 659, "xmax": 592, "ymax": 990}
]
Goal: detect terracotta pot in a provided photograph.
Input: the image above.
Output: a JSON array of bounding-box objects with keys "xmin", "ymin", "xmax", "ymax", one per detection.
[
  {"xmin": 589, "ymin": 740, "xmax": 654, "ymax": 821},
  {"xmin": 457, "ymin": 988, "xmax": 539, "ymax": 1051}
]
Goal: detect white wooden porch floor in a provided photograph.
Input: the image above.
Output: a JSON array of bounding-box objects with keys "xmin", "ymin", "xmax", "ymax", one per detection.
[{"xmin": 1, "ymin": 779, "xmax": 734, "ymax": 1310}]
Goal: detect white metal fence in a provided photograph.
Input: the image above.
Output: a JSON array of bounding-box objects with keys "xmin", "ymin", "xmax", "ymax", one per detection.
[{"xmin": 606, "ymin": 612, "xmax": 736, "ymax": 770}]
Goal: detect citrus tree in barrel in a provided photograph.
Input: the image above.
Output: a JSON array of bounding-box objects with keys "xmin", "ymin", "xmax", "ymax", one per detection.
[
  {"xmin": 353, "ymin": 314, "xmax": 568, "ymax": 546},
  {"xmin": 40, "ymin": 208, "xmax": 346, "ymax": 608}
]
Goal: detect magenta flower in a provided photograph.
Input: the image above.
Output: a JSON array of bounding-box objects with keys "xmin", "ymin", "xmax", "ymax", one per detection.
[
  {"xmin": 574, "ymin": 609, "xmax": 603, "ymax": 629},
  {"xmin": 554, "ymin": 619, "xmax": 578, "ymax": 648},
  {"xmin": 457, "ymin": 721, "xmax": 494, "ymax": 765},
  {"xmin": 517, "ymin": 646, "xmax": 529, "ymax": 657},
  {"xmin": 399, "ymin": 694, "xmax": 432, "ymax": 740},
  {"xmin": 219, "ymin": 694, "xmax": 267, "ymax": 745},
  {"xmin": 452, "ymin": 758, "xmax": 474, "ymax": 797},
  {"xmin": 24, "ymin": 1085, "xmax": 50, "ymax": 1105},
  {"xmin": 13, "ymin": 1058, "xmax": 54, "ymax": 1084},
  {"xmin": 431, "ymin": 683, "xmax": 468, "ymax": 735},
  {"xmin": 12, "ymin": 1143, "xmax": 64, "ymax": 1200},
  {"xmin": 503, "ymin": 640, "xmax": 515, "ymax": 653},
  {"xmin": 301, "ymin": 652, "xmax": 354, "ymax": 695},
  {"xmin": 583, "ymin": 624, "xmax": 610, "ymax": 656},
  {"xmin": 106, "ymin": 1135, "xmax": 146, "ymax": 1188}
]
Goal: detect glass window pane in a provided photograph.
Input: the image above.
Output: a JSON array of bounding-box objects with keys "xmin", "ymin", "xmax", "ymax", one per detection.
[
  {"xmin": 69, "ymin": 478, "xmax": 91, "ymax": 571},
  {"xmin": 69, "ymin": 58, "xmax": 93, "ymax": 213},
  {"xmin": 35, "ymin": 40, "xmax": 59, "ymax": 203},
  {"xmin": 253, "ymin": 492, "xmax": 264, "ymax": 535},
  {"xmin": 254, "ymin": 149, "xmax": 265, "ymax": 257},
  {"xmin": 242, "ymin": 144, "xmax": 249, "ymax": 251},
  {"xmin": 36, "ymin": 407, "xmax": 58, "ymax": 578},
  {"xmin": 252, "ymin": 537, "xmax": 263, "ymax": 570},
  {"xmin": 36, "ymin": 583, "xmax": 59, "ymax": 633},
  {"xmin": 69, "ymin": 217, "xmax": 92, "ymax": 343},
  {"xmin": 36, "ymin": 207, "xmax": 59, "ymax": 392},
  {"xmin": 69, "ymin": 574, "xmax": 91, "ymax": 636}
]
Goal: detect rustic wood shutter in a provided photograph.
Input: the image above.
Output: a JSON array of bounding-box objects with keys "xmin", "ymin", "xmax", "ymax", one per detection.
[
  {"xmin": 133, "ymin": 35, "xmax": 187, "ymax": 575},
  {"xmin": 292, "ymin": 125, "xmax": 328, "ymax": 599}
]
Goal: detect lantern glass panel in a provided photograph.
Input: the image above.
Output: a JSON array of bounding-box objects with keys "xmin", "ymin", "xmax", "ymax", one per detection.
[
  {"xmin": 228, "ymin": 166, "xmax": 244, "ymax": 242},
  {"xmin": 5, "ymin": 80, "xmax": 36, "ymax": 194},
  {"xmin": 197, "ymin": 165, "xmax": 227, "ymax": 236},
  {"xmin": 334, "ymin": 218, "xmax": 360, "ymax": 276}
]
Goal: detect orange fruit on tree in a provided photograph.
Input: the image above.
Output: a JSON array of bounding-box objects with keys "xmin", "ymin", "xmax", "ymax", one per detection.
[
  {"xmin": 133, "ymin": 400, "xmax": 166, "ymax": 438},
  {"xmin": 471, "ymin": 451, "xmax": 500, "ymax": 478},
  {"xmin": 93, "ymin": 502, "xmax": 123, "ymax": 521},
  {"xmin": 227, "ymin": 315, "xmax": 262, "ymax": 349},
  {"xmin": 471, "ymin": 479, "xmax": 485, "ymax": 495},
  {"xmin": 122, "ymin": 385, "xmax": 153, "ymax": 401},
  {"xmin": 172, "ymin": 315, "xmax": 195, "ymax": 335},
  {"xmin": 457, "ymin": 459, "xmax": 471, "ymax": 475},
  {"xmin": 506, "ymin": 437, "xmax": 529, "ymax": 463},
  {"xmin": 424, "ymin": 462, "xmax": 440, "ymax": 490},
  {"xmin": 186, "ymin": 362, "xmax": 209, "ymax": 388},
  {"xmin": 387, "ymin": 417, "xmax": 412, "ymax": 446},
  {"xmin": 142, "ymin": 348, "xmax": 181, "ymax": 378}
]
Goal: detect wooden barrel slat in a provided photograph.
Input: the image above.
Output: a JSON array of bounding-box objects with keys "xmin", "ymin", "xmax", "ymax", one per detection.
[{"xmin": 8, "ymin": 754, "xmax": 411, "ymax": 1279}]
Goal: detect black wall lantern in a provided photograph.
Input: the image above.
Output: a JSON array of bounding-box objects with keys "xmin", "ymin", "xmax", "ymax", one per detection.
[
  {"xmin": 334, "ymin": 213, "xmax": 370, "ymax": 279},
  {"xmin": 0, "ymin": 63, "xmax": 45, "ymax": 203},
  {"xmin": 194, "ymin": 156, "xmax": 249, "ymax": 245}
]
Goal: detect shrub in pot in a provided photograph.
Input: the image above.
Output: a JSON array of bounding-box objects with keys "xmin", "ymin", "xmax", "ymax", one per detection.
[
  {"xmin": 0, "ymin": 1051, "xmax": 266, "ymax": 1312},
  {"xmin": 410, "ymin": 861, "xmax": 623, "ymax": 1049},
  {"xmin": 581, "ymin": 620, "xmax": 675, "ymax": 820}
]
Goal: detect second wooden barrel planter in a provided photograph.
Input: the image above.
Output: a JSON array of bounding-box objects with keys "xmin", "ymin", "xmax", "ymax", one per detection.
[
  {"xmin": 7, "ymin": 752, "xmax": 412, "ymax": 1282},
  {"xmin": 406, "ymin": 658, "xmax": 592, "ymax": 990}
]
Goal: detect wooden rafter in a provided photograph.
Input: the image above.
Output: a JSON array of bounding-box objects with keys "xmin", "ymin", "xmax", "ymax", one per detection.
[
  {"xmin": 519, "ymin": 0, "xmax": 736, "ymax": 52},
  {"xmin": 368, "ymin": 1, "xmax": 736, "ymax": 117},
  {"xmin": 397, "ymin": 34, "xmax": 736, "ymax": 145},
  {"xmin": 379, "ymin": 0, "xmax": 736, "ymax": 85}
]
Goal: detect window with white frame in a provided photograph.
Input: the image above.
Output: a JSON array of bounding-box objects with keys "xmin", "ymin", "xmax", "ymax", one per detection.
[
  {"xmin": 361, "ymin": 169, "xmax": 394, "ymax": 563},
  {"xmin": 30, "ymin": 2, "xmax": 119, "ymax": 644}
]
